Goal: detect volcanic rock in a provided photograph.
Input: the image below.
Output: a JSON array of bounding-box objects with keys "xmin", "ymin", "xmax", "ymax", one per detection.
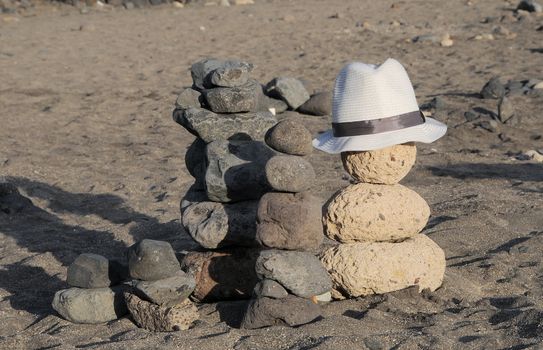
[
  {"xmin": 133, "ymin": 271, "xmax": 196, "ymax": 307},
  {"xmin": 210, "ymin": 63, "xmax": 252, "ymax": 87},
  {"xmin": 67, "ymin": 253, "xmax": 126, "ymax": 288},
  {"xmin": 180, "ymin": 249, "xmax": 260, "ymax": 301},
  {"xmin": 128, "ymin": 239, "xmax": 181, "ymax": 281},
  {"xmin": 325, "ymin": 183, "xmax": 430, "ymax": 243},
  {"xmin": 297, "ymin": 91, "xmax": 332, "ymax": 116},
  {"xmin": 253, "ymin": 279, "xmax": 289, "ymax": 299},
  {"xmin": 481, "ymin": 77, "xmax": 506, "ymax": 99},
  {"xmin": 52, "ymin": 287, "xmax": 127, "ymax": 324},
  {"xmin": 175, "ymin": 88, "xmax": 203, "ymax": 110},
  {"xmin": 319, "ymin": 234, "xmax": 446, "ymax": 298},
  {"xmin": 205, "ymin": 140, "xmax": 276, "ymax": 202},
  {"xmin": 341, "ymin": 143, "xmax": 417, "ymax": 184},
  {"xmin": 265, "ymin": 155, "xmax": 315, "ymax": 193},
  {"xmin": 182, "ymin": 200, "xmax": 258, "ymax": 249},
  {"xmin": 191, "ymin": 58, "xmax": 253, "ymax": 90},
  {"xmin": 255, "ymin": 250, "xmax": 331, "ymax": 298},
  {"xmin": 174, "ymin": 107, "xmax": 276, "ymax": 143},
  {"xmin": 203, "ymin": 79, "xmax": 261, "ymax": 113},
  {"xmin": 265, "ymin": 77, "xmax": 310, "ymax": 110},
  {"xmin": 265, "ymin": 119, "xmax": 313, "ymax": 156},
  {"xmin": 256, "ymin": 192, "xmax": 323, "ymax": 251},
  {"xmin": 240, "ymin": 295, "xmax": 322, "ymax": 329},
  {"xmin": 125, "ymin": 292, "xmax": 198, "ymax": 332}
]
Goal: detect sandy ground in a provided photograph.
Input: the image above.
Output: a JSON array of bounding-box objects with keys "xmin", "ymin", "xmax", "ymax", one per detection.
[{"xmin": 1, "ymin": 0, "xmax": 543, "ymax": 348}]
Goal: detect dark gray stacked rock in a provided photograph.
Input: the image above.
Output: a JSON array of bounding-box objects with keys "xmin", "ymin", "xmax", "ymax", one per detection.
[
  {"xmin": 240, "ymin": 119, "xmax": 330, "ymax": 329},
  {"xmin": 173, "ymin": 59, "xmax": 282, "ymax": 304},
  {"xmin": 124, "ymin": 239, "xmax": 199, "ymax": 331},
  {"xmin": 52, "ymin": 253, "xmax": 130, "ymax": 324},
  {"xmin": 173, "ymin": 59, "xmax": 329, "ymax": 329}
]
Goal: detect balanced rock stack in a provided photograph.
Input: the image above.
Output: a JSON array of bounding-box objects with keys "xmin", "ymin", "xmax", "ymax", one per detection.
[
  {"xmin": 319, "ymin": 144, "xmax": 446, "ymax": 299},
  {"xmin": 123, "ymin": 239, "xmax": 199, "ymax": 332},
  {"xmin": 175, "ymin": 58, "xmax": 280, "ymax": 302},
  {"xmin": 173, "ymin": 58, "xmax": 332, "ymax": 328},
  {"xmin": 52, "ymin": 239, "xmax": 200, "ymax": 332},
  {"xmin": 240, "ymin": 119, "xmax": 332, "ymax": 329},
  {"xmin": 52, "ymin": 253, "xmax": 129, "ymax": 324}
]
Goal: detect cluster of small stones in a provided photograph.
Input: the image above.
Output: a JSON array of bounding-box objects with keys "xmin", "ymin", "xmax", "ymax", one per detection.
[
  {"xmin": 319, "ymin": 144, "xmax": 447, "ymax": 299},
  {"xmin": 174, "ymin": 58, "xmax": 332, "ymax": 328},
  {"xmin": 52, "ymin": 239, "xmax": 199, "ymax": 331}
]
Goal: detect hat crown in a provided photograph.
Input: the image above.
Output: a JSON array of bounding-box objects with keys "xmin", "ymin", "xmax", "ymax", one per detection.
[{"xmin": 332, "ymin": 58, "xmax": 420, "ymax": 123}]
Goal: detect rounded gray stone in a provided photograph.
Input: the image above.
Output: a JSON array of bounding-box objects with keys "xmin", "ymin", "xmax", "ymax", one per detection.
[
  {"xmin": 265, "ymin": 77, "xmax": 310, "ymax": 110},
  {"xmin": 265, "ymin": 155, "xmax": 315, "ymax": 193},
  {"xmin": 182, "ymin": 200, "xmax": 259, "ymax": 249},
  {"xmin": 128, "ymin": 239, "xmax": 181, "ymax": 281},
  {"xmin": 265, "ymin": 119, "xmax": 312, "ymax": 156},
  {"xmin": 67, "ymin": 253, "xmax": 123, "ymax": 289},
  {"xmin": 255, "ymin": 250, "xmax": 332, "ymax": 298},
  {"xmin": 52, "ymin": 287, "xmax": 127, "ymax": 324}
]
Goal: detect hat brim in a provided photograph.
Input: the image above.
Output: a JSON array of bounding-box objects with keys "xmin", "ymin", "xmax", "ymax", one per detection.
[{"xmin": 312, "ymin": 117, "xmax": 447, "ymax": 153}]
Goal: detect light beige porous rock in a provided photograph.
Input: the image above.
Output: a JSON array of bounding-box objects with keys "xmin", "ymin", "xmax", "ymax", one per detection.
[
  {"xmin": 341, "ymin": 143, "xmax": 417, "ymax": 184},
  {"xmin": 124, "ymin": 292, "xmax": 199, "ymax": 332},
  {"xmin": 319, "ymin": 234, "xmax": 445, "ymax": 298},
  {"xmin": 324, "ymin": 183, "xmax": 430, "ymax": 242}
]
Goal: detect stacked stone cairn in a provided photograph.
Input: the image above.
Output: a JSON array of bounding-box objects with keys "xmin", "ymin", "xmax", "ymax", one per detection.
[
  {"xmin": 52, "ymin": 253, "xmax": 130, "ymax": 324},
  {"xmin": 319, "ymin": 144, "xmax": 446, "ymax": 299},
  {"xmin": 173, "ymin": 58, "xmax": 332, "ymax": 328},
  {"xmin": 52, "ymin": 239, "xmax": 199, "ymax": 331}
]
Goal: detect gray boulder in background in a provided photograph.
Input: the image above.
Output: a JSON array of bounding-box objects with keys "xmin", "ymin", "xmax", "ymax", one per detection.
[{"xmin": 265, "ymin": 77, "xmax": 310, "ymax": 110}]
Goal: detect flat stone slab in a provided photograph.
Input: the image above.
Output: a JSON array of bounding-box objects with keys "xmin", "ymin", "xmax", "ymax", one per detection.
[
  {"xmin": 174, "ymin": 107, "xmax": 276, "ymax": 143},
  {"xmin": 255, "ymin": 250, "xmax": 332, "ymax": 298},
  {"xmin": 240, "ymin": 295, "xmax": 322, "ymax": 329},
  {"xmin": 133, "ymin": 271, "xmax": 196, "ymax": 307}
]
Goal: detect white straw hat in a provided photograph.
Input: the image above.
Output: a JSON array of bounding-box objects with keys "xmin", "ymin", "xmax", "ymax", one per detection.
[{"xmin": 313, "ymin": 58, "xmax": 447, "ymax": 153}]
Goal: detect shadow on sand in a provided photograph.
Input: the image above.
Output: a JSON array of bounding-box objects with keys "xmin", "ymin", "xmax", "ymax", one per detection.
[{"xmin": 0, "ymin": 176, "xmax": 189, "ymax": 316}]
